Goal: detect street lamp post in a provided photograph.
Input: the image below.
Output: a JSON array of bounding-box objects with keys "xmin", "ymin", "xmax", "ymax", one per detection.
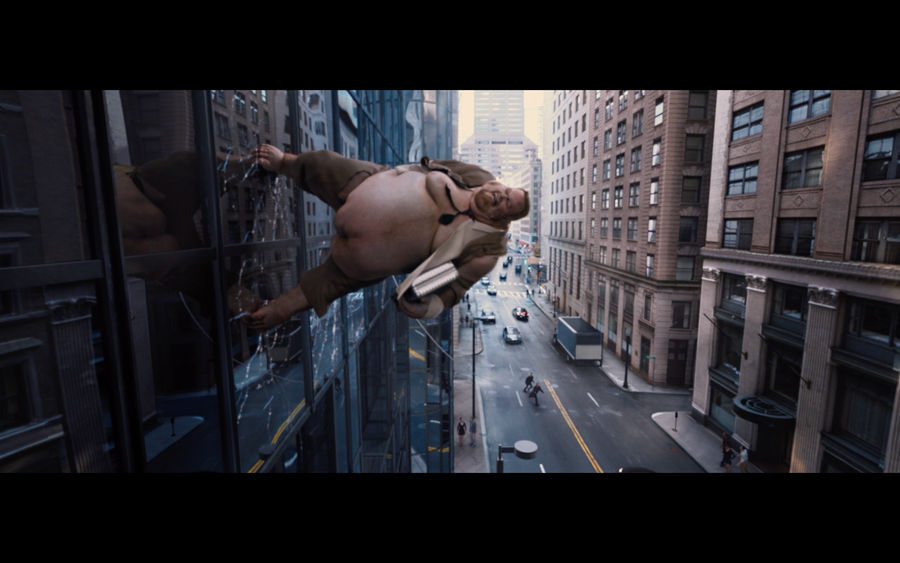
[
  {"xmin": 496, "ymin": 440, "xmax": 538, "ymax": 473},
  {"xmin": 472, "ymin": 314, "xmax": 477, "ymax": 419}
]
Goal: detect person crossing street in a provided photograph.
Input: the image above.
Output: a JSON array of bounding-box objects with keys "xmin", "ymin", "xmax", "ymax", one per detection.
[
  {"xmin": 529, "ymin": 383, "xmax": 544, "ymax": 406},
  {"xmin": 523, "ymin": 372, "xmax": 535, "ymax": 393}
]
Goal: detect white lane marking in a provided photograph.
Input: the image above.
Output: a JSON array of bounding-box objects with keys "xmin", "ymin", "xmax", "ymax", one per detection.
[{"xmin": 587, "ymin": 392, "xmax": 600, "ymax": 408}]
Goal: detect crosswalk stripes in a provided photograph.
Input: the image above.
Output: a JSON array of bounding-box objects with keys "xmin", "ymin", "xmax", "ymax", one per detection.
[{"xmin": 471, "ymin": 289, "xmax": 528, "ymax": 298}]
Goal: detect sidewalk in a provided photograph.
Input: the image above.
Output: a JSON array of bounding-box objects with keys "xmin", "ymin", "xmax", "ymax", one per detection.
[
  {"xmin": 452, "ymin": 302, "xmax": 490, "ymax": 473},
  {"xmin": 451, "ymin": 278, "xmax": 760, "ymax": 473}
]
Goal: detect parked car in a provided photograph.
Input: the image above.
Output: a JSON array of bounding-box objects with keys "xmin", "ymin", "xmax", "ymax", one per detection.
[
  {"xmin": 502, "ymin": 326, "xmax": 522, "ymax": 344},
  {"xmin": 481, "ymin": 276, "xmax": 491, "ymax": 286},
  {"xmin": 512, "ymin": 307, "xmax": 529, "ymax": 321},
  {"xmin": 487, "ymin": 286, "xmax": 497, "ymax": 296},
  {"xmin": 478, "ymin": 310, "xmax": 496, "ymax": 323}
]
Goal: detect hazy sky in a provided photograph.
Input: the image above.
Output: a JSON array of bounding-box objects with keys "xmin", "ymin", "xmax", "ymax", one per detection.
[{"xmin": 457, "ymin": 90, "xmax": 548, "ymax": 150}]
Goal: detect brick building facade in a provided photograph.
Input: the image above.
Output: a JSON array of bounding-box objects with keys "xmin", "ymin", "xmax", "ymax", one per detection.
[{"xmin": 694, "ymin": 90, "xmax": 900, "ymax": 473}]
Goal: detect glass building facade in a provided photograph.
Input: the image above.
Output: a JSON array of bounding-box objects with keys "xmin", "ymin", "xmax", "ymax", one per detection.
[{"xmin": 0, "ymin": 89, "xmax": 457, "ymax": 473}]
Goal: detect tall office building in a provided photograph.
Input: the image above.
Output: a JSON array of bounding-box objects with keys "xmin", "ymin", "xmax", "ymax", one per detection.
[
  {"xmin": 693, "ymin": 90, "xmax": 900, "ymax": 473},
  {"xmin": 584, "ymin": 91, "xmax": 716, "ymax": 387},
  {"xmin": 458, "ymin": 90, "xmax": 537, "ymax": 180},
  {"xmin": 546, "ymin": 90, "xmax": 592, "ymax": 319}
]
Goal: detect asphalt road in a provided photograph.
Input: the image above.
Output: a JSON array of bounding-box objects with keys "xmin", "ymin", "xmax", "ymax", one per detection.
[{"xmin": 470, "ymin": 265, "xmax": 703, "ymax": 474}]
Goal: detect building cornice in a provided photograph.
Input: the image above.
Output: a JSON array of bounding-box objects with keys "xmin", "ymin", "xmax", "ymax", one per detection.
[
  {"xmin": 700, "ymin": 247, "xmax": 900, "ymax": 286},
  {"xmin": 585, "ymin": 259, "xmax": 701, "ymax": 291}
]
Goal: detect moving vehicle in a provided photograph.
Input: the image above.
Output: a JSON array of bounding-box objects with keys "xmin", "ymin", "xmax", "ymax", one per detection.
[
  {"xmin": 502, "ymin": 326, "xmax": 522, "ymax": 344},
  {"xmin": 478, "ymin": 310, "xmax": 496, "ymax": 323},
  {"xmin": 481, "ymin": 276, "xmax": 491, "ymax": 286},
  {"xmin": 487, "ymin": 286, "xmax": 497, "ymax": 296},
  {"xmin": 555, "ymin": 316, "xmax": 603, "ymax": 363},
  {"xmin": 512, "ymin": 307, "xmax": 529, "ymax": 321},
  {"xmin": 499, "ymin": 272, "xmax": 507, "ymax": 281}
]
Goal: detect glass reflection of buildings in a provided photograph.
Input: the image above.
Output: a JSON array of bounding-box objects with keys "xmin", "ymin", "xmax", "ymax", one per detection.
[{"xmin": 0, "ymin": 89, "xmax": 459, "ymax": 473}]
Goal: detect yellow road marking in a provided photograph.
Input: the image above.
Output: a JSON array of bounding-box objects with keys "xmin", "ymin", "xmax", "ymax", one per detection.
[
  {"xmin": 543, "ymin": 378, "xmax": 603, "ymax": 473},
  {"xmin": 248, "ymin": 397, "xmax": 307, "ymax": 473},
  {"xmin": 248, "ymin": 347, "xmax": 430, "ymax": 472}
]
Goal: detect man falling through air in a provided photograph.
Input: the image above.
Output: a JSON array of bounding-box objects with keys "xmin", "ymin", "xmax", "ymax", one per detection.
[{"xmin": 246, "ymin": 146, "xmax": 529, "ymax": 331}]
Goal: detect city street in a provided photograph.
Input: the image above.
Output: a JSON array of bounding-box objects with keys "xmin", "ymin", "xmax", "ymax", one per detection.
[{"xmin": 460, "ymin": 260, "xmax": 703, "ymax": 473}]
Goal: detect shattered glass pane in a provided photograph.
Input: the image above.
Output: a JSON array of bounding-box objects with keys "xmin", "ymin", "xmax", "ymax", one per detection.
[{"xmin": 311, "ymin": 298, "xmax": 343, "ymax": 387}]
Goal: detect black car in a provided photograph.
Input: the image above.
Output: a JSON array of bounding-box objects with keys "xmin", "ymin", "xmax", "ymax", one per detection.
[
  {"xmin": 512, "ymin": 307, "xmax": 529, "ymax": 321},
  {"xmin": 499, "ymin": 272, "xmax": 507, "ymax": 281}
]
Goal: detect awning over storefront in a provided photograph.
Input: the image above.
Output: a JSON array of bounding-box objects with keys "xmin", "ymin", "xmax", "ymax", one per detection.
[{"xmin": 733, "ymin": 394, "xmax": 796, "ymax": 426}]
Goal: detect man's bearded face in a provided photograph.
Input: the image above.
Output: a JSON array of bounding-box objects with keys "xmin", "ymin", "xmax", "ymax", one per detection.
[{"xmin": 474, "ymin": 184, "xmax": 525, "ymax": 221}]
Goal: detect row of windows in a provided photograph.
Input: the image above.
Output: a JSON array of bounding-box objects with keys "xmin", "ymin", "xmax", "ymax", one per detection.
[
  {"xmin": 592, "ymin": 134, "xmax": 705, "ymax": 187},
  {"xmin": 733, "ymin": 90, "xmax": 833, "ymax": 142},
  {"xmin": 589, "ymin": 215, "xmax": 698, "ymax": 243},
  {"xmin": 553, "ymin": 92, "xmax": 663, "ymax": 191},
  {"xmin": 720, "ymin": 217, "xmax": 817, "ymax": 257},
  {"xmin": 549, "ymin": 245, "xmax": 583, "ymax": 301},
  {"xmin": 592, "ymin": 176, "xmax": 701, "ymax": 211},
  {"xmin": 720, "ymin": 215, "xmax": 899, "ymax": 264},
  {"xmin": 731, "ymin": 91, "xmax": 900, "ymax": 183},
  {"xmin": 551, "ymin": 193, "xmax": 585, "ymax": 214},
  {"xmin": 592, "ymin": 242, "xmax": 696, "ymax": 282},
  {"xmin": 550, "ymin": 177, "xmax": 700, "ymax": 247},
  {"xmin": 600, "ymin": 91, "xmax": 668, "ymax": 126}
]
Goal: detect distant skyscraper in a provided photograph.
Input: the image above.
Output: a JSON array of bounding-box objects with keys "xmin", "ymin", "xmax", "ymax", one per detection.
[{"xmin": 458, "ymin": 90, "xmax": 537, "ymax": 180}]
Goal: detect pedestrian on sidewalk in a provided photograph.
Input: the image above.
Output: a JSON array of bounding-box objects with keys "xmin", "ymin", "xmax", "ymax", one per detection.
[
  {"xmin": 722, "ymin": 443, "xmax": 735, "ymax": 473},
  {"xmin": 523, "ymin": 372, "xmax": 534, "ymax": 393},
  {"xmin": 737, "ymin": 445, "xmax": 749, "ymax": 473},
  {"xmin": 529, "ymin": 383, "xmax": 544, "ymax": 406},
  {"xmin": 720, "ymin": 431, "xmax": 730, "ymax": 467},
  {"xmin": 456, "ymin": 417, "xmax": 466, "ymax": 446},
  {"xmin": 469, "ymin": 416, "xmax": 477, "ymax": 447}
]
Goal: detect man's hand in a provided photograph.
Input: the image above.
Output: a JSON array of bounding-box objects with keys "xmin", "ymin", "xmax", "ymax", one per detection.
[
  {"xmin": 396, "ymin": 294, "xmax": 430, "ymax": 319},
  {"xmin": 243, "ymin": 299, "xmax": 293, "ymax": 332},
  {"xmin": 255, "ymin": 144, "xmax": 284, "ymax": 174},
  {"xmin": 396, "ymin": 293, "xmax": 447, "ymax": 319},
  {"xmin": 227, "ymin": 283, "xmax": 263, "ymax": 316}
]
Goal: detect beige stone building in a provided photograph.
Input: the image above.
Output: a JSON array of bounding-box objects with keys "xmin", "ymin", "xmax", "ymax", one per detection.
[
  {"xmin": 584, "ymin": 90, "xmax": 717, "ymax": 386},
  {"xmin": 547, "ymin": 90, "xmax": 592, "ymax": 318},
  {"xmin": 693, "ymin": 90, "xmax": 900, "ymax": 472}
]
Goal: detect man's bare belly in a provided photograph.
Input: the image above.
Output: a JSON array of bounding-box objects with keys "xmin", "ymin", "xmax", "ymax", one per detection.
[{"xmin": 331, "ymin": 169, "xmax": 468, "ymax": 281}]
